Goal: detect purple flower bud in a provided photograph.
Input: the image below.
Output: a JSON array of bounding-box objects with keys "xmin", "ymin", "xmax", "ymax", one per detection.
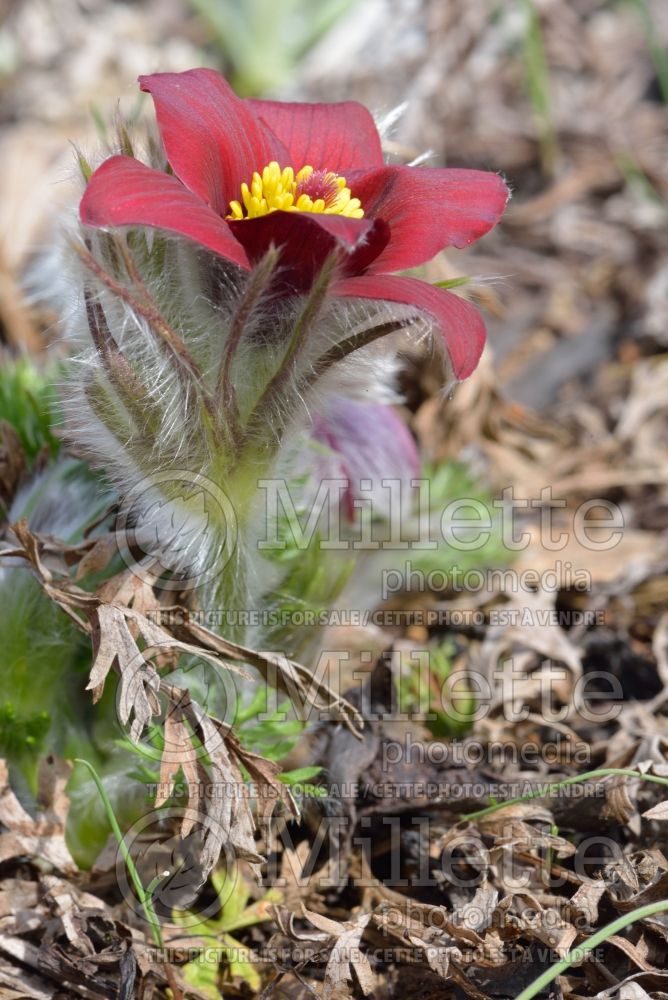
[{"xmin": 309, "ymin": 397, "xmax": 420, "ymax": 521}]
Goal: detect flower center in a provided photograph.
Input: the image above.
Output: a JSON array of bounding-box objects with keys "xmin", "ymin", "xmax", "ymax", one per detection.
[{"xmin": 228, "ymin": 162, "xmax": 363, "ymax": 220}]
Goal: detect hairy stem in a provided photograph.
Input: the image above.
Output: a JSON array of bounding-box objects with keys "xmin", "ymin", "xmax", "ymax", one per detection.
[
  {"xmin": 306, "ymin": 316, "xmax": 417, "ymax": 389},
  {"xmin": 84, "ymin": 372, "xmax": 136, "ymax": 449},
  {"xmin": 75, "ymin": 239, "xmax": 224, "ymax": 447},
  {"xmin": 215, "ymin": 248, "xmax": 279, "ymax": 444},
  {"xmin": 76, "ymin": 242, "xmax": 198, "ymax": 377},
  {"xmin": 84, "ymin": 291, "xmax": 161, "ymax": 438},
  {"xmin": 241, "ymin": 256, "xmax": 337, "ymax": 446}
]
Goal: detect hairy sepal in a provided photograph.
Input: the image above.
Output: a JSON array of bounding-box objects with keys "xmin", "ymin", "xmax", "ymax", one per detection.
[{"xmin": 62, "ymin": 229, "xmax": 429, "ymax": 620}]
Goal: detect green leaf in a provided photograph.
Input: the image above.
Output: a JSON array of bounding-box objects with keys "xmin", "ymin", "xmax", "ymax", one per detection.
[
  {"xmin": 0, "ymin": 357, "xmax": 61, "ymax": 462},
  {"xmin": 278, "ymin": 765, "xmax": 323, "ymax": 784},
  {"xmin": 432, "ymin": 275, "xmax": 471, "ymax": 289}
]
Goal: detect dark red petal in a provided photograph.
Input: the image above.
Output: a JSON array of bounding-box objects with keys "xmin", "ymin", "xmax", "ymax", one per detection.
[
  {"xmin": 80, "ymin": 156, "xmax": 250, "ymax": 268},
  {"xmin": 248, "ymin": 99, "xmax": 384, "ymax": 173},
  {"xmin": 332, "ymin": 274, "xmax": 487, "ymax": 380},
  {"xmin": 228, "ymin": 211, "xmax": 389, "ymax": 292},
  {"xmin": 139, "ymin": 69, "xmax": 276, "ymax": 215},
  {"xmin": 348, "ymin": 166, "xmax": 509, "ymax": 272}
]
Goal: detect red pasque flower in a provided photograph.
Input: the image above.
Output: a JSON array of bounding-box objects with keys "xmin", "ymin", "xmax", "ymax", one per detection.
[{"xmin": 79, "ymin": 69, "xmax": 508, "ymax": 379}]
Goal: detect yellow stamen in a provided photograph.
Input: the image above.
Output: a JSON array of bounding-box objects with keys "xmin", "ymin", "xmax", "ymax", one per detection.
[{"xmin": 227, "ymin": 161, "xmax": 364, "ymax": 220}]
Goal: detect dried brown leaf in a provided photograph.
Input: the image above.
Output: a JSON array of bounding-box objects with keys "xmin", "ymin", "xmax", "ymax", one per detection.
[
  {"xmin": 0, "ymin": 760, "xmax": 76, "ymax": 874},
  {"xmin": 606, "ymin": 933, "xmax": 658, "ymax": 973},
  {"xmin": 568, "ymin": 881, "xmax": 606, "ymax": 926},
  {"xmin": 643, "ymin": 800, "xmax": 668, "ymax": 821},
  {"xmin": 173, "ymin": 618, "xmax": 363, "ymax": 736},
  {"xmin": 154, "ymin": 710, "xmax": 194, "ymax": 809},
  {"xmin": 73, "ymin": 534, "xmax": 117, "ymax": 581},
  {"xmin": 285, "ymin": 906, "xmax": 374, "ymax": 1000},
  {"xmin": 227, "ymin": 730, "xmax": 299, "ymax": 833},
  {"xmin": 6, "ymin": 514, "xmax": 355, "ymax": 885}
]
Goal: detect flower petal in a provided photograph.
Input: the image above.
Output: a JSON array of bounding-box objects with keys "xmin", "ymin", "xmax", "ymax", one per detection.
[
  {"xmin": 310, "ymin": 398, "xmax": 420, "ymax": 521},
  {"xmin": 248, "ymin": 98, "xmax": 384, "ymax": 173},
  {"xmin": 139, "ymin": 69, "xmax": 276, "ymax": 214},
  {"xmin": 228, "ymin": 211, "xmax": 389, "ymax": 292},
  {"xmin": 348, "ymin": 166, "xmax": 509, "ymax": 272},
  {"xmin": 332, "ymin": 274, "xmax": 487, "ymax": 380},
  {"xmin": 80, "ymin": 156, "xmax": 250, "ymax": 268}
]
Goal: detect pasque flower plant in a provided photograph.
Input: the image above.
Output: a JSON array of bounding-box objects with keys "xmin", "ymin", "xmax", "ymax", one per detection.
[{"xmin": 67, "ymin": 68, "xmax": 508, "ymax": 635}]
